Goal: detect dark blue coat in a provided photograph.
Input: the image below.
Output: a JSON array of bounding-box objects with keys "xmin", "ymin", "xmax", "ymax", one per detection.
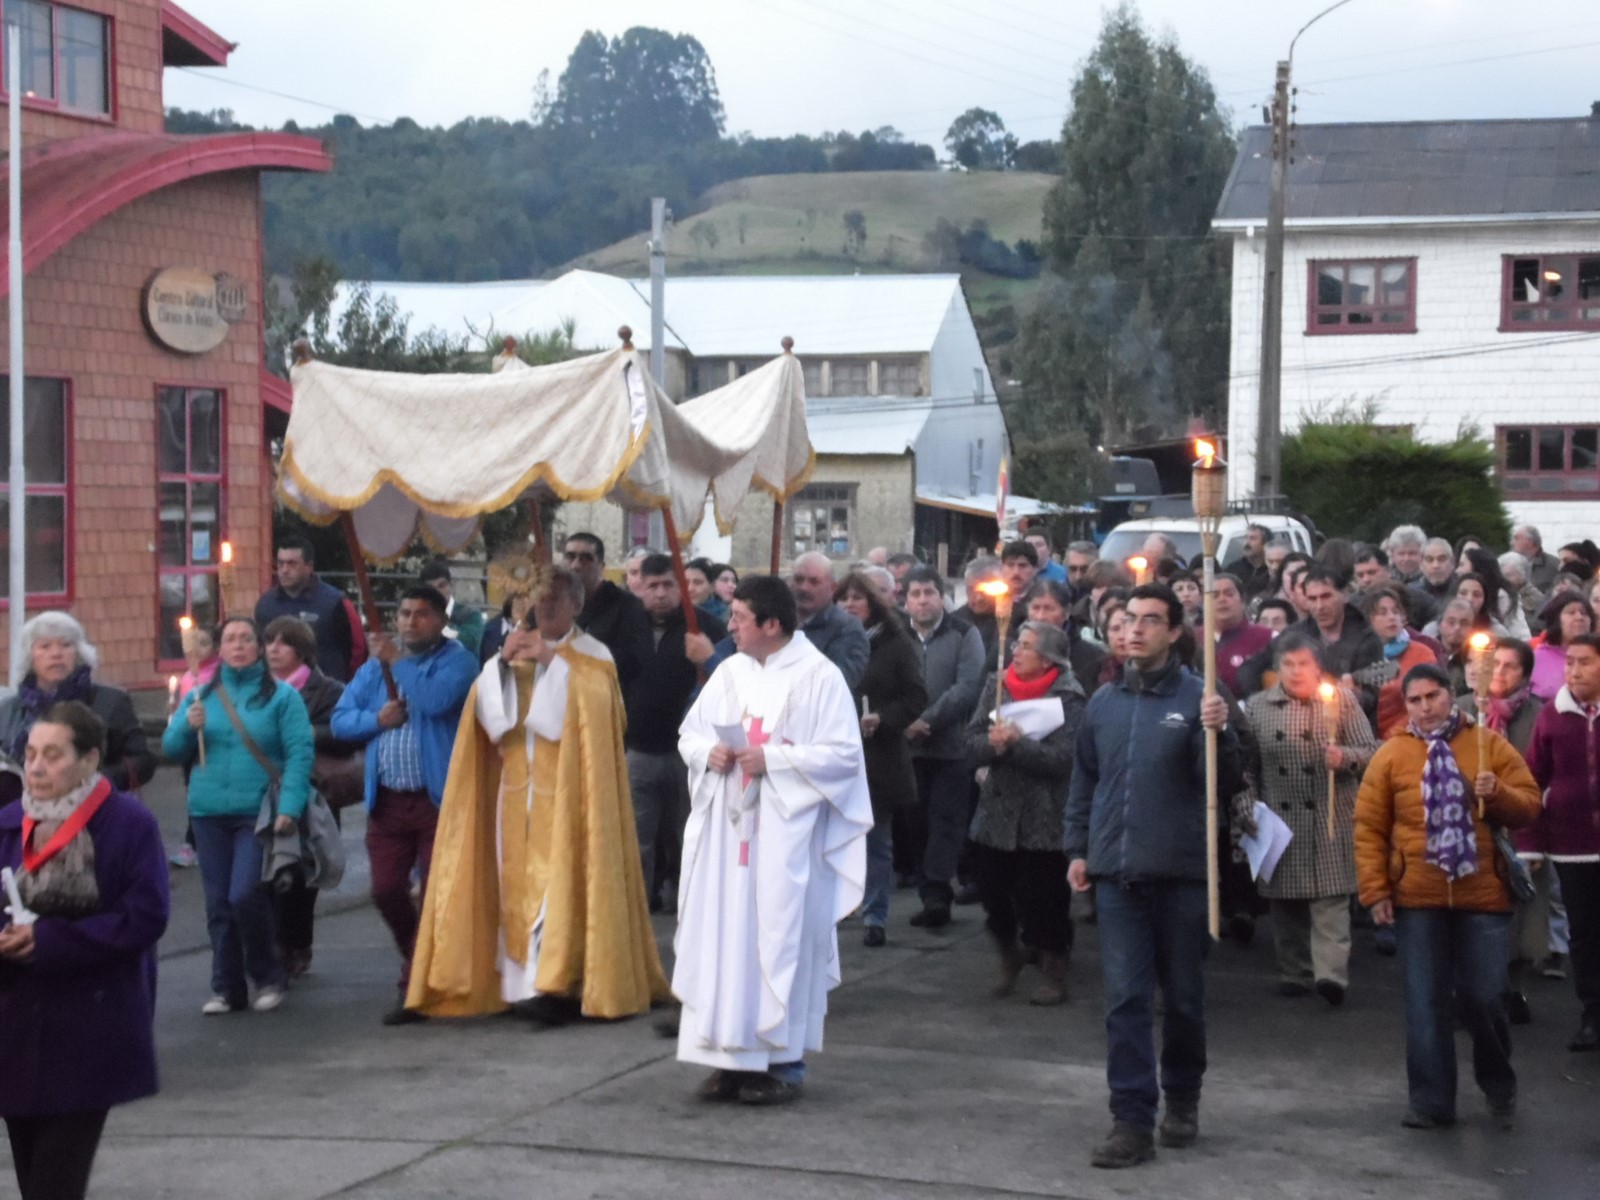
[
  {"xmin": 0, "ymin": 789, "xmax": 169, "ymax": 1117},
  {"xmin": 1065, "ymin": 661, "xmax": 1243, "ymax": 883}
]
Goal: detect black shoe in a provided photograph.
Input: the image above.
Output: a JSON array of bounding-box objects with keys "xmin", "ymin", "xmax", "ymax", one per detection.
[
  {"xmin": 381, "ymin": 1003, "xmax": 426, "ymax": 1026},
  {"xmin": 1568, "ymin": 1020, "xmax": 1599, "ymax": 1052},
  {"xmin": 1400, "ymin": 1109, "xmax": 1454, "ymax": 1129},
  {"xmin": 1539, "ymin": 953, "xmax": 1567, "ymax": 980},
  {"xmin": 1315, "ymin": 979, "xmax": 1346, "ymax": 1008},
  {"xmin": 652, "ymin": 1008, "xmax": 681, "ymax": 1039},
  {"xmin": 909, "ymin": 903, "xmax": 952, "ymax": 928},
  {"xmin": 1158, "ymin": 1098, "xmax": 1198, "ymax": 1148},
  {"xmin": 953, "ymin": 881, "xmax": 982, "ymax": 906},
  {"xmin": 1278, "ymin": 981, "xmax": 1310, "ymax": 998},
  {"xmin": 515, "ymin": 995, "xmax": 582, "ymax": 1027},
  {"xmin": 738, "ymin": 1074, "xmax": 802, "ymax": 1106},
  {"xmin": 698, "ymin": 1069, "xmax": 744, "ymax": 1102},
  {"xmin": 1223, "ymin": 913, "xmax": 1256, "ymax": 946},
  {"xmin": 863, "ymin": 925, "xmax": 887, "ymax": 948},
  {"xmin": 1091, "ymin": 1122, "xmax": 1155, "ymax": 1169},
  {"xmin": 1506, "ymin": 991, "xmax": 1532, "ymax": 1026}
]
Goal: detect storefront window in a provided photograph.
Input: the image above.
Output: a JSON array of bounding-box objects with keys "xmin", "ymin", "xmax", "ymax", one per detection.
[
  {"xmin": 158, "ymin": 387, "xmax": 224, "ymax": 660},
  {"xmin": 0, "ymin": 376, "xmax": 69, "ymax": 600}
]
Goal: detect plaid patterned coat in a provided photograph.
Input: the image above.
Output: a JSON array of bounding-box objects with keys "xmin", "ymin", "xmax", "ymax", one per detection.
[{"xmin": 1238, "ymin": 683, "xmax": 1379, "ymax": 899}]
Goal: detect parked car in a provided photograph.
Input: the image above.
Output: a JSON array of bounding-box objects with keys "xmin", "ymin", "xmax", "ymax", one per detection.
[{"xmin": 1099, "ymin": 514, "xmax": 1316, "ymax": 570}]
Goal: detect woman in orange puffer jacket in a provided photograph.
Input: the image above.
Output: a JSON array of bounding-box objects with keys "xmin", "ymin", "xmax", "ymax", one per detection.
[{"xmin": 1354, "ymin": 663, "xmax": 1541, "ymax": 1130}]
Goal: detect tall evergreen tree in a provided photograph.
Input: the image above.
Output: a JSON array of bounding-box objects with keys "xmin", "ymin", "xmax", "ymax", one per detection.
[{"xmin": 1011, "ymin": 4, "xmax": 1235, "ymax": 484}]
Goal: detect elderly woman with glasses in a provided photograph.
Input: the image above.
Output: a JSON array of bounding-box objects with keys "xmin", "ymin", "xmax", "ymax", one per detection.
[
  {"xmin": 0, "ymin": 613, "xmax": 156, "ymax": 800},
  {"xmin": 965, "ymin": 620, "xmax": 1086, "ymax": 1005}
]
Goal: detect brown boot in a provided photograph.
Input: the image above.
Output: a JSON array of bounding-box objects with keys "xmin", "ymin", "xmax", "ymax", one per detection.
[
  {"xmin": 990, "ymin": 932, "xmax": 1025, "ymax": 998},
  {"xmin": 1029, "ymin": 950, "xmax": 1069, "ymax": 1006}
]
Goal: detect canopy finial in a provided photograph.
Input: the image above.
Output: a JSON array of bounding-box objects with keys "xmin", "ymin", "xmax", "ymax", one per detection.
[
  {"xmin": 618, "ymin": 325, "xmax": 634, "ymax": 350},
  {"xmin": 781, "ymin": 336, "xmax": 794, "ymax": 354},
  {"xmin": 291, "ymin": 338, "xmax": 313, "ymax": 365}
]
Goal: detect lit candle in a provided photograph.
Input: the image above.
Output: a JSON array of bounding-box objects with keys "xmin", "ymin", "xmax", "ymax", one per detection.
[
  {"xmin": 167, "ymin": 673, "xmax": 179, "ymax": 714},
  {"xmin": 977, "ymin": 578, "xmax": 1014, "ymax": 715},
  {"xmin": 219, "ymin": 541, "xmax": 235, "ymax": 615},
  {"xmin": 1127, "ymin": 555, "xmax": 1150, "ymax": 587},
  {"xmin": 1318, "ymin": 680, "xmax": 1340, "ymax": 840},
  {"xmin": 1469, "ymin": 630, "xmax": 1494, "ymax": 817}
]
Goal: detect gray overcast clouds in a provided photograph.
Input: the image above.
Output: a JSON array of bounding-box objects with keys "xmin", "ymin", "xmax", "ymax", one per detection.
[{"xmin": 166, "ymin": 1, "xmax": 1600, "ymax": 144}]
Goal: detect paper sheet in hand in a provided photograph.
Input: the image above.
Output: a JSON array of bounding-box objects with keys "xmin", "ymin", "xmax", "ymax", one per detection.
[
  {"xmin": 1239, "ymin": 802, "xmax": 1293, "ymax": 883},
  {"xmin": 996, "ymin": 698, "xmax": 1065, "ymax": 740},
  {"xmin": 713, "ymin": 722, "xmax": 748, "ymax": 749}
]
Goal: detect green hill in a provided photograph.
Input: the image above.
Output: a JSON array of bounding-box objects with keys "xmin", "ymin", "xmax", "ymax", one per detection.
[{"xmin": 567, "ymin": 170, "xmax": 1055, "ymax": 278}]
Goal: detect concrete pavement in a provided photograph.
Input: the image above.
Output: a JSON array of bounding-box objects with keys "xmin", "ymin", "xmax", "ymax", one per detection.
[{"xmin": 6, "ymin": 765, "xmax": 1598, "ymax": 1198}]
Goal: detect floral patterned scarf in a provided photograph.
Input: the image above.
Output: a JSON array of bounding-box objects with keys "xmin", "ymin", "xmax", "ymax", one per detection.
[{"xmin": 1407, "ymin": 709, "xmax": 1478, "ymax": 881}]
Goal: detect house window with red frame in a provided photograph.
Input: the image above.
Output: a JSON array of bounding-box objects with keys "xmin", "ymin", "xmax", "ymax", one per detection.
[
  {"xmin": 1308, "ymin": 258, "xmax": 1416, "ymax": 333},
  {"xmin": 158, "ymin": 387, "xmax": 224, "ymax": 660},
  {"xmin": 2, "ymin": 0, "xmax": 110, "ymax": 115},
  {"xmin": 1503, "ymin": 255, "xmax": 1600, "ymax": 331},
  {"xmin": 0, "ymin": 376, "xmax": 69, "ymax": 600},
  {"xmin": 1497, "ymin": 424, "xmax": 1600, "ymax": 498}
]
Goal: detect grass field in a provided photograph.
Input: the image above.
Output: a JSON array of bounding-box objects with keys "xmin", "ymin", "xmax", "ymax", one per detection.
[{"xmin": 568, "ymin": 170, "xmax": 1056, "ymax": 279}]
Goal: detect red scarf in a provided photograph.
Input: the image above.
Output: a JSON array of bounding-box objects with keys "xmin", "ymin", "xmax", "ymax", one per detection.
[
  {"xmin": 1004, "ymin": 663, "xmax": 1060, "ymax": 702},
  {"xmin": 22, "ymin": 777, "xmax": 112, "ymax": 874}
]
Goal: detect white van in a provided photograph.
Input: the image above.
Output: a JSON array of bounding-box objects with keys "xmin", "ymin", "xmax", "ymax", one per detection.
[{"xmin": 1098, "ymin": 514, "xmax": 1315, "ymax": 569}]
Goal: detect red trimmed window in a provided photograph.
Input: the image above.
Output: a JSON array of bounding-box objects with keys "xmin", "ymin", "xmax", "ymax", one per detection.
[
  {"xmin": 1497, "ymin": 424, "xmax": 1600, "ymax": 498},
  {"xmin": 1308, "ymin": 258, "xmax": 1416, "ymax": 333},
  {"xmin": 157, "ymin": 387, "xmax": 224, "ymax": 660},
  {"xmin": 1, "ymin": 1, "xmax": 111, "ymax": 116},
  {"xmin": 0, "ymin": 376, "xmax": 69, "ymax": 602},
  {"xmin": 1502, "ymin": 254, "xmax": 1600, "ymax": 331}
]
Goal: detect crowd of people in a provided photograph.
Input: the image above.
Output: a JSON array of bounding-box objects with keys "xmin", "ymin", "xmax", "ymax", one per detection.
[{"xmin": 3, "ymin": 517, "xmax": 1599, "ymax": 1192}]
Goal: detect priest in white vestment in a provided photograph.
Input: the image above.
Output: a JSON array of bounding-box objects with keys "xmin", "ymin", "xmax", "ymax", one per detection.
[{"xmin": 675, "ymin": 575, "xmax": 871, "ymax": 1104}]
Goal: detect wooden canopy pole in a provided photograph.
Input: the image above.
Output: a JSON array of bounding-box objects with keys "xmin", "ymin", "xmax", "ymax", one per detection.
[{"xmin": 770, "ymin": 335, "xmax": 795, "ymax": 575}]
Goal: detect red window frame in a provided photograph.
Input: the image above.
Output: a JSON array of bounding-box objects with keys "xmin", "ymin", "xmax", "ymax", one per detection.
[
  {"xmin": 0, "ymin": 373, "xmax": 72, "ymax": 608},
  {"xmin": 1496, "ymin": 423, "xmax": 1600, "ymax": 500},
  {"xmin": 1500, "ymin": 253, "xmax": 1600, "ymax": 332},
  {"xmin": 156, "ymin": 385, "xmax": 226, "ymax": 666},
  {"xmin": 0, "ymin": 0, "xmax": 115, "ymax": 123},
  {"xmin": 1306, "ymin": 257, "xmax": 1416, "ymax": 335}
]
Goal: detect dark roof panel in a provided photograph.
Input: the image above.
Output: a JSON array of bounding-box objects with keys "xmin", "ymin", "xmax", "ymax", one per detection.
[{"xmin": 1215, "ymin": 118, "xmax": 1600, "ymax": 222}]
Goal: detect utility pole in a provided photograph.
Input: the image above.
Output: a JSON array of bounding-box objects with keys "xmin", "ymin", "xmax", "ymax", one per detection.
[
  {"xmin": 649, "ymin": 198, "xmax": 668, "ymax": 388},
  {"xmin": 8, "ymin": 16, "xmax": 26, "ymax": 675},
  {"xmin": 1254, "ymin": 59, "xmax": 1290, "ymax": 509}
]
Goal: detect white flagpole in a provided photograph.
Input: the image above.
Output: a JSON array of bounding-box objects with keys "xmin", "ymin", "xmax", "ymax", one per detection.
[{"xmin": 8, "ymin": 18, "xmax": 26, "ymax": 678}]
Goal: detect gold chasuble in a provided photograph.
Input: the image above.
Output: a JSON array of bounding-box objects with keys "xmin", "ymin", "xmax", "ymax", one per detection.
[{"xmin": 406, "ymin": 641, "xmax": 670, "ymax": 1018}]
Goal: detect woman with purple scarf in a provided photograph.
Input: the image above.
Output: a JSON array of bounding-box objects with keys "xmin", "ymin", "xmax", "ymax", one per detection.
[
  {"xmin": 1355, "ymin": 663, "xmax": 1541, "ymax": 1131},
  {"xmin": 0, "ymin": 613, "xmax": 156, "ymax": 803}
]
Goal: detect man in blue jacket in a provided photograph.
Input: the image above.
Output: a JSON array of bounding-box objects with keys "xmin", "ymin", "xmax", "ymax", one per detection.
[
  {"xmin": 1065, "ymin": 584, "xmax": 1239, "ymax": 1169},
  {"xmin": 332, "ymin": 585, "xmax": 477, "ymax": 1024}
]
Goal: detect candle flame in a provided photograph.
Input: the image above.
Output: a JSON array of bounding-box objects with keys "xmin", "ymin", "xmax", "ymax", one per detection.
[
  {"xmin": 1468, "ymin": 631, "xmax": 1493, "ymax": 653},
  {"xmin": 1127, "ymin": 555, "xmax": 1149, "ymax": 572},
  {"xmin": 1195, "ymin": 438, "xmax": 1217, "ymax": 461},
  {"xmin": 178, "ymin": 615, "xmax": 194, "ymax": 631},
  {"xmin": 1318, "ymin": 682, "xmax": 1337, "ymax": 701},
  {"xmin": 220, "ymin": 541, "xmax": 234, "ymax": 565},
  {"xmin": 976, "ymin": 579, "xmax": 1010, "ymax": 599},
  {"xmin": 168, "ymin": 674, "xmax": 178, "ymax": 688}
]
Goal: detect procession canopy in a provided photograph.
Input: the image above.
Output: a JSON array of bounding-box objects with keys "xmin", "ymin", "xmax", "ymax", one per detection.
[{"xmin": 277, "ymin": 338, "xmax": 814, "ymax": 561}]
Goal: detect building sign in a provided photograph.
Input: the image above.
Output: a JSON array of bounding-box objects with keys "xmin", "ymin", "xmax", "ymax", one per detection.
[{"xmin": 143, "ymin": 268, "xmax": 247, "ymax": 354}]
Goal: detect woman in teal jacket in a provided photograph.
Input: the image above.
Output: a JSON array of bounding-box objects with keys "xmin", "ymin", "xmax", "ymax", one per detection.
[{"xmin": 162, "ymin": 617, "xmax": 313, "ymax": 1015}]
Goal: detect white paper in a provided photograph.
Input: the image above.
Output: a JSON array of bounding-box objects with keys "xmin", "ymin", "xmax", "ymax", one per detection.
[
  {"xmin": 1239, "ymin": 802, "xmax": 1293, "ymax": 884},
  {"xmin": 995, "ymin": 698, "xmax": 1065, "ymax": 740},
  {"xmin": 713, "ymin": 722, "xmax": 749, "ymax": 750}
]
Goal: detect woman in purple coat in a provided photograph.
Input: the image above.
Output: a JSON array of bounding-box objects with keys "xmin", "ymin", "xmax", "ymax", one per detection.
[{"xmin": 0, "ymin": 701, "xmax": 170, "ymax": 1200}]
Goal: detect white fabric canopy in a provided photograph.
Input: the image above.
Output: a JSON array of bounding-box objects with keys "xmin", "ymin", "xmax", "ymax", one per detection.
[{"xmin": 277, "ymin": 347, "xmax": 814, "ymax": 560}]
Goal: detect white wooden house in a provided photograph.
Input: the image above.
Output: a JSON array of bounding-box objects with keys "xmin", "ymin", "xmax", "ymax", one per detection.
[{"xmin": 1214, "ymin": 116, "xmax": 1600, "ymax": 546}]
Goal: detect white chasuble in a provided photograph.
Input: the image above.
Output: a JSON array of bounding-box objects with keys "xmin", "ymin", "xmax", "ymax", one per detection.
[
  {"xmin": 674, "ymin": 632, "xmax": 871, "ymax": 1070},
  {"xmin": 475, "ymin": 629, "xmax": 612, "ymax": 1003}
]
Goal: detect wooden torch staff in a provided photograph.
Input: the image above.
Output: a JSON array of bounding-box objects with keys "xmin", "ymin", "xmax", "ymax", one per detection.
[
  {"xmin": 339, "ymin": 512, "xmax": 400, "ymax": 703},
  {"xmin": 1469, "ymin": 631, "xmax": 1494, "ymax": 818},
  {"xmin": 1192, "ymin": 439, "xmax": 1226, "ymax": 942},
  {"xmin": 1319, "ymin": 681, "xmax": 1340, "ymax": 840}
]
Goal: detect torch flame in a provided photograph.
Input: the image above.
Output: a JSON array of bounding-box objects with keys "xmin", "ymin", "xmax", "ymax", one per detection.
[
  {"xmin": 1195, "ymin": 438, "xmax": 1217, "ymax": 461},
  {"xmin": 1317, "ymin": 681, "xmax": 1337, "ymax": 701},
  {"xmin": 220, "ymin": 541, "xmax": 234, "ymax": 565},
  {"xmin": 1468, "ymin": 631, "xmax": 1493, "ymax": 653},
  {"xmin": 976, "ymin": 579, "xmax": 1010, "ymax": 599}
]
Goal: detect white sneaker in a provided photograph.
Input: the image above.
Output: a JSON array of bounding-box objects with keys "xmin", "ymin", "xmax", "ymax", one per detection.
[
  {"xmin": 252, "ymin": 987, "xmax": 285, "ymax": 1013},
  {"xmin": 201, "ymin": 996, "xmax": 235, "ymax": 1015}
]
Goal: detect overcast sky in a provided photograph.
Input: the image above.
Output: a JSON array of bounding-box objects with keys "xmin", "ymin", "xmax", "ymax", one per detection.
[{"xmin": 166, "ymin": 1, "xmax": 1600, "ymax": 146}]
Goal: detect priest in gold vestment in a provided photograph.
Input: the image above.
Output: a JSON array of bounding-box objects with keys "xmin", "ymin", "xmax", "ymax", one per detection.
[{"xmin": 405, "ymin": 565, "xmax": 670, "ymax": 1022}]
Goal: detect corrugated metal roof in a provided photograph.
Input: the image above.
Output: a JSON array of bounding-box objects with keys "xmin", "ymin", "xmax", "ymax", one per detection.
[
  {"xmin": 1214, "ymin": 118, "xmax": 1600, "ymax": 225},
  {"xmin": 343, "ymin": 270, "xmax": 962, "ymax": 357},
  {"xmin": 804, "ymin": 398, "xmax": 930, "ymax": 456}
]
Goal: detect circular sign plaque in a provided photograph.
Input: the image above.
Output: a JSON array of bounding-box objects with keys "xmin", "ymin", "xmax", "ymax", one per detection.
[{"xmin": 143, "ymin": 267, "xmax": 243, "ymax": 354}]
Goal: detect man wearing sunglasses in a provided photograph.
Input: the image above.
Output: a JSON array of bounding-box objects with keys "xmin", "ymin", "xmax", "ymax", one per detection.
[{"xmin": 560, "ymin": 534, "xmax": 652, "ymax": 692}]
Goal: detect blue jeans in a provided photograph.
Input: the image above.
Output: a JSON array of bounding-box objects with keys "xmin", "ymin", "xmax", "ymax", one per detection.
[
  {"xmin": 1095, "ymin": 880, "xmax": 1209, "ymax": 1130},
  {"xmin": 192, "ymin": 814, "xmax": 283, "ymax": 1002},
  {"xmin": 1393, "ymin": 907, "xmax": 1514, "ymax": 1120},
  {"xmin": 863, "ymin": 820, "xmax": 893, "ymax": 927}
]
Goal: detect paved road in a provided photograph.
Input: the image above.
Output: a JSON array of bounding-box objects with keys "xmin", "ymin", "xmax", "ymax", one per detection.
[{"xmin": 5, "ymin": 766, "xmax": 1597, "ymax": 1199}]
